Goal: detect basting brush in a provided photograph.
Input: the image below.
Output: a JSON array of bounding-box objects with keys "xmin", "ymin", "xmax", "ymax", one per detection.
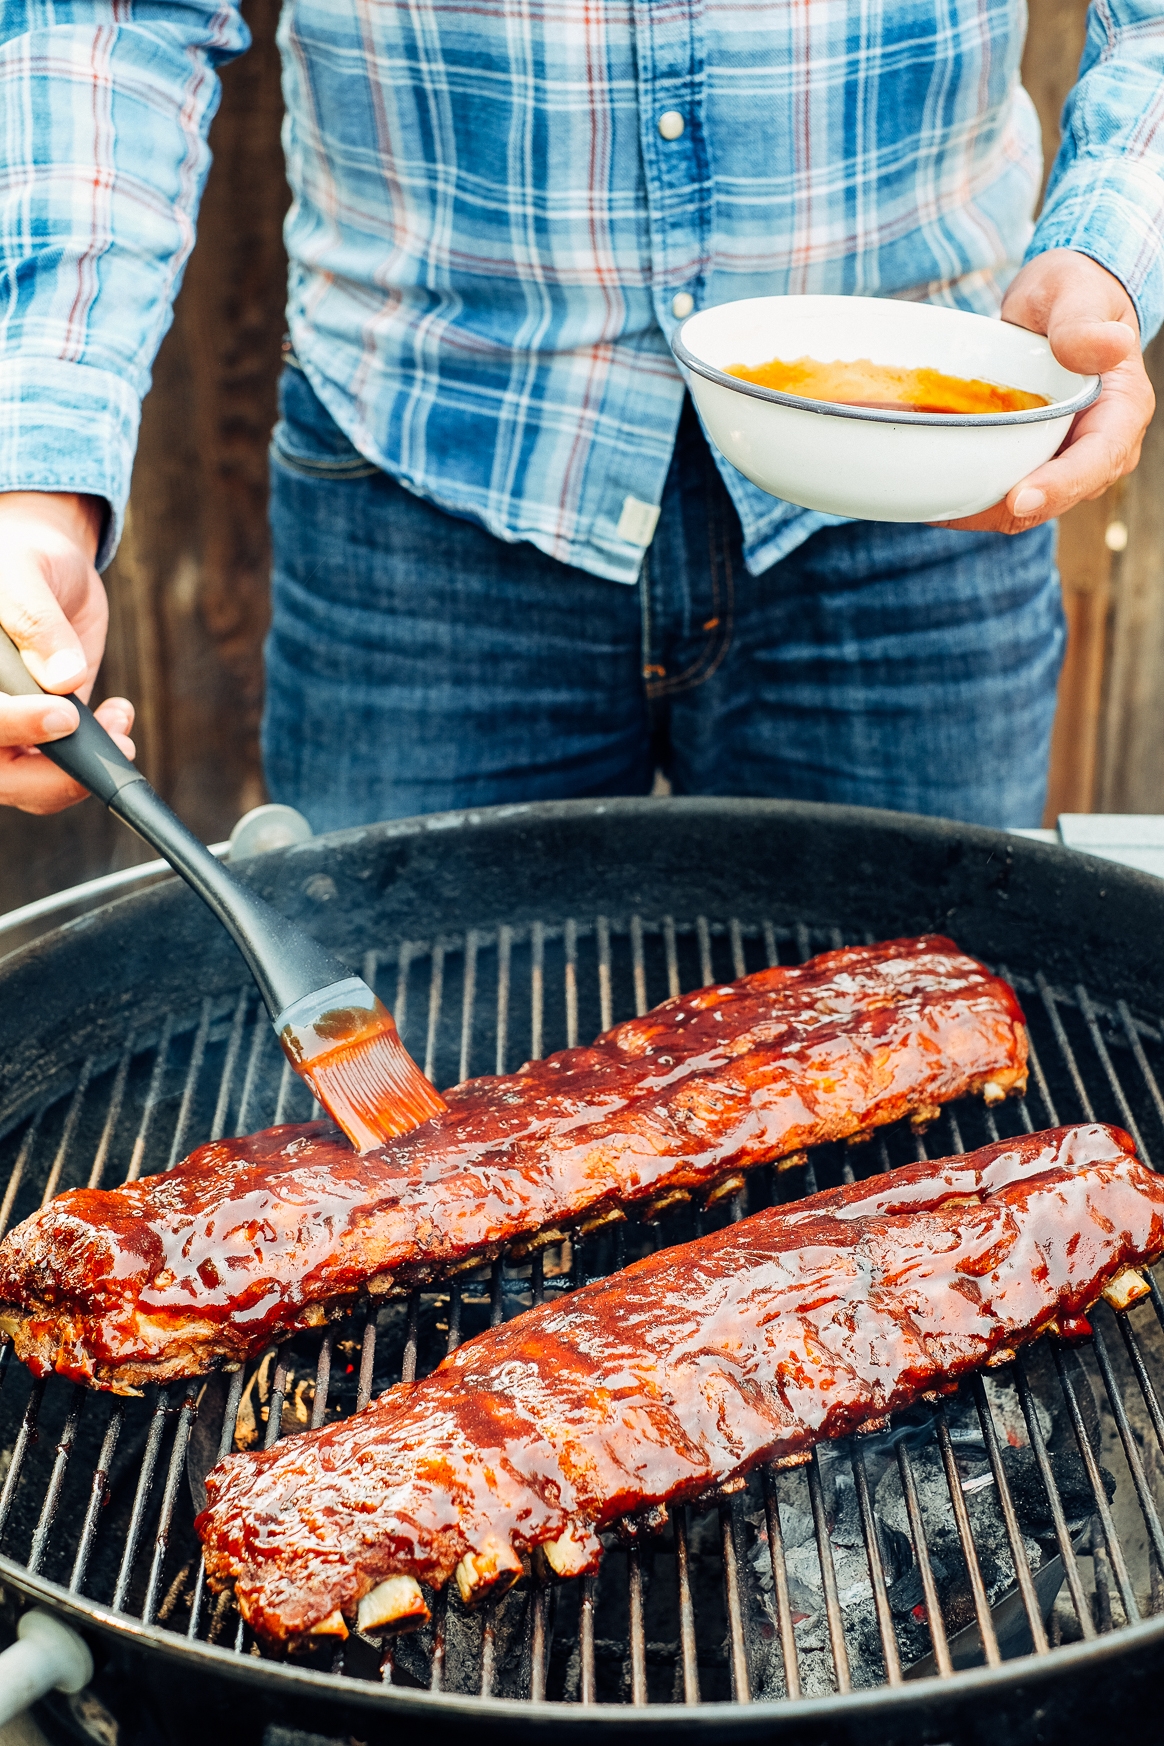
[{"xmin": 0, "ymin": 628, "xmax": 445, "ymax": 1151}]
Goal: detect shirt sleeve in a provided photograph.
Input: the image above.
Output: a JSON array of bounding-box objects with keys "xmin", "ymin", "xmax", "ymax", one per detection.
[
  {"xmin": 1029, "ymin": 0, "xmax": 1164, "ymax": 343},
  {"xmin": 0, "ymin": 3, "xmax": 250, "ymax": 566}
]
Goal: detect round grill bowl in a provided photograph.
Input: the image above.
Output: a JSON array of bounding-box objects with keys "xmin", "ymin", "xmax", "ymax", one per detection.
[{"xmin": 1, "ymin": 797, "xmax": 1163, "ymax": 1746}]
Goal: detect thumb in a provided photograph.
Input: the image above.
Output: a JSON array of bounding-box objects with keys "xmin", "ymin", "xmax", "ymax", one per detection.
[
  {"xmin": 1046, "ymin": 309, "xmax": 1138, "ymax": 376},
  {"xmin": 0, "ymin": 550, "xmax": 90, "ymax": 694}
]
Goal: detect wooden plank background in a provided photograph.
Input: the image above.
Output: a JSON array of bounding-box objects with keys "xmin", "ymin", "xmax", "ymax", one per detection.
[{"xmin": 0, "ymin": 0, "xmax": 1157, "ymax": 913}]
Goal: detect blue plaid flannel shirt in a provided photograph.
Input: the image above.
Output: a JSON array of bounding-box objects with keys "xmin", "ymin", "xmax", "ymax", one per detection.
[{"xmin": 0, "ymin": 0, "xmax": 1162, "ymax": 582}]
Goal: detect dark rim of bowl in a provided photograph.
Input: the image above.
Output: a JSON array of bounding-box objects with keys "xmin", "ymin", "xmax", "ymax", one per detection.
[{"xmin": 670, "ymin": 325, "xmax": 1102, "ymax": 427}]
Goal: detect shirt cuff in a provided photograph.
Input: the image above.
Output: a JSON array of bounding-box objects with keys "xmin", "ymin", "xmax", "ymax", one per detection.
[
  {"xmin": 1028, "ymin": 159, "xmax": 1164, "ymax": 344},
  {"xmin": 0, "ymin": 358, "xmax": 140, "ymax": 570}
]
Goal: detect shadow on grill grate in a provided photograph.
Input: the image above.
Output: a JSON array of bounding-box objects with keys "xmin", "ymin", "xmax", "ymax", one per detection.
[{"xmin": 1, "ymin": 914, "xmax": 1164, "ymax": 1708}]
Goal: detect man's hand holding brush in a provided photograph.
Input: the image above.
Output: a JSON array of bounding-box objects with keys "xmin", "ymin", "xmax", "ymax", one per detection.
[{"xmin": 0, "ymin": 491, "xmax": 135, "ymax": 813}]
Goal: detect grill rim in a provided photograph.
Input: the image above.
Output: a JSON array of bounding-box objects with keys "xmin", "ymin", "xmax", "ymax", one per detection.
[
  {"xmin": 5, "ymin": 1552, "xmax": 1164, "ymax": 1736},
  {"xmin": 7, "ymin": 797, "xmax": 1164, "ymax": 1736}
]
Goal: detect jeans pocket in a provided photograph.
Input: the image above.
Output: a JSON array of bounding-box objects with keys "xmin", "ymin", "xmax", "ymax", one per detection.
[
  {"xmin": 269, "ymin": 441, "xmax": 381, "ymax": 480},
  {"xmin": 271, "ymin": 363, "xmax": 381, "ymax": 480}
]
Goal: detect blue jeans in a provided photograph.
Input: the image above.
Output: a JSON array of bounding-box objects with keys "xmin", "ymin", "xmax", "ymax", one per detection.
[{"xmin": 264, "ymin": 363, "xmax": 1064, "ymax": 833}]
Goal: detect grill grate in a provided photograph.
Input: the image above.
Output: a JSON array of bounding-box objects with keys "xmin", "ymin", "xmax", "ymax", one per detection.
[{"xmin": 1, "ymin": 914, "xmax": 1164, "ymax": 1708}]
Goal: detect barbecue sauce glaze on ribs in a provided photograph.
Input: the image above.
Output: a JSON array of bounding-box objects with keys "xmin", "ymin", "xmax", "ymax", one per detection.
[
  {"xmin": 0, "ymin": 936, "xmax": 1027, "ymax": 1392},
  {"xmin": 197, "ymin": 1124, "xmax": 1161, "ymax": 1646}
]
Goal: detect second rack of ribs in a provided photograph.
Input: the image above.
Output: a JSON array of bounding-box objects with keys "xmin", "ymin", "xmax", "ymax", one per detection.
[
  {"xmin": 196, "ymin": 1123, "xmax": 1161, "ymax": 1644},
  {"xmin": 0, "ymin": 935, "xmax": 1027, "ymax": 1390}
]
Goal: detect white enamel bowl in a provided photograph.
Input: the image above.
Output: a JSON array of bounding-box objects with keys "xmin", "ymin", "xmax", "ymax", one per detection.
[{"xmin": 672, "ymin": 294, "xmax": 1100, "ymax": 522}]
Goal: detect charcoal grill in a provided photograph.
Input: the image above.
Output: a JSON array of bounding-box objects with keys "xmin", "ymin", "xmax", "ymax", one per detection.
[{"xmin": 2, "ymin": 797, "xmax": 1164, "ymax": 1746}]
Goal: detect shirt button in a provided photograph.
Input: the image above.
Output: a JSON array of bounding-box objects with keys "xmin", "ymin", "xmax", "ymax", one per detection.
[
  {"xmin": 671, "ymin": 291, "xmax": 695, "ymax": 319},
  {"xmin": 657, "ymin": 110, "xmax": 685, "ymax": 140}
]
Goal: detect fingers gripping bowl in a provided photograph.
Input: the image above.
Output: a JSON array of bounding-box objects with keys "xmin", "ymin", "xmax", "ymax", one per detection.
[{"xmin": 671, "ymin": 294, "xmax": 1100, "ymax": 522}]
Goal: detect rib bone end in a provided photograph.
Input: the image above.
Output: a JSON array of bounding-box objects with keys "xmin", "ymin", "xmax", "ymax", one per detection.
[
  {"xmin": 578, "ymin": 1207, "xmax": 627, "ymax": 1237},
  {"xmin": 641, "ymin": 1190, "xmax": 691, "ymax": 1221},
  {"xmin": 542, "ymin": 1526, "xmax": 599, "ymax": 1578},
  {"xmin": 775, "ymin": 1151, "xmax": 808, "ymax": 1174},
  {"xmin": 909, "ymin": 1103, "xmax": 942, "ymax": 1134},
  {"xmin": 1102, "ymin": 1266, "xmax": 1151, "ymax": 1311},
  {"xmin": 704, "ymin": 1173, "xmax": 747, "ymax": 1208},
  {"xmin": 357, "ymin": 1575, "xmax": 429, "ymax": 1634},
  {"xmin": 454, "ymin": 1536, "xmax": 523, "ymax": 1606},
  {"xmin": 311, "ymin": 1609, "xmax": 349, "ymax": 1639}
]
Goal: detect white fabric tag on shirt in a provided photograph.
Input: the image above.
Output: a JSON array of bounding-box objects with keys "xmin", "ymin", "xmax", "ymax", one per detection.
[{"xmin": 617, "ymin": 494, "xmax": 661, "ymax": 548}]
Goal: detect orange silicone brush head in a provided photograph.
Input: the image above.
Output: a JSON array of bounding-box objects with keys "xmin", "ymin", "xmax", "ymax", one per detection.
[{"xmin": 277, "ymin": 978, "xmax": 445, "ymax": 1151}]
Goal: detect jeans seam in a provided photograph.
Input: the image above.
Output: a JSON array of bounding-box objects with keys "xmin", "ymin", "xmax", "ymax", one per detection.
[{"xmin": 646, "ymin": 496, "xmax": 735, "ymax": 699}]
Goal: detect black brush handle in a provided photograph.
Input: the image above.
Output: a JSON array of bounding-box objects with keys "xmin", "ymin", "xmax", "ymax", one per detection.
[{"xmin": 0, "ymin": 626, "xmax": 348, "ymax": 1018}]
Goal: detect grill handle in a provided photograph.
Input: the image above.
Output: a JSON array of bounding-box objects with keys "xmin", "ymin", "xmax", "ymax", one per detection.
[
  {"xmin": 0, "ymin": 1609, "xmax": 93, "ymax": 1728},
  {"xmin": 0, "ymin": 627, "xmax": 353, "ymax": 1019}
]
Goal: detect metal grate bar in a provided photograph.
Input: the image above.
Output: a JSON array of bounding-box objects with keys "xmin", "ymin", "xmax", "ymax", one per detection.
[
  {"xmin": 1013, "ymin": 1353, "xmax": 1096, "ymax": 1638},
  {"xmin": 760, "ymin": 1466, "xmax": 795, "ymax": 1697},
  {"xmin": 762, "ymin": 920, "xmax": 777, "ymax": 968},
  {"xmin": 123, "ymin": 1015, "xmax": 175, "ymax": 1183},
  {"xmin": 968, "ymin": 1375, "xmax": 1048, "ymax": 1653},
  {"xmin": 0, "ymin": 1110, "xmax": 43, "ymax": 1240},
  {"xmin": 1117, "ymin": 1313, "xmax": 1164, "ymax": 1458},
  {"xmin": 497, "ymin": 925, "xmax": 514, "ymax": 1074},
  {"xmin": 0, "ymin": 1378, "xmax": 44, "ymax": 1540},
  {"xmin": 531, "ymin": 922, "xmax": 545, "ymax": 1061},
  {"xmin": 719, "ymin": 1496, "xmax": 751, "ymax": 1702},
  {"xmin": 729, "ymin": 919, "xmax": 746, "ymax": 981},
  {"xmin": 896, "ymin": 1442, "xmax": 952, "ymax": 1675},
  {"xmin": 1051, "ymin": 1344, "xmax": 1139, "ymax": 1624},
  {"xmin": 273, "ymin": 1056, "xmax": 295, "ymax": 1126},
  {"xmin": 850, "ymin": 1442, "xmax": 903, "ymax": 1683},
  {"xmin": 142, "ymin": 1381, "xmax": 199, "ymax": 1624},
  {"xmin": 672, "ymin": 1505, "xmax": 701, "ymax": 1703},
  {"xmin": 26, "ymin": 1384, "xmax": 84, "ymax": 1574},
  {"xmin": 806, "ymin": 1453, "xmax": 850, "ymax": 1693},
  {"xmin": 627, "ymin": 1542, "xmax": 648, "ymax": 1705},
  {"xmin": 630, "ymin": 915, "xmax": 647, "ymax": 1019},
  {"xmin": 480, "ymin": 1612, "xmax": 497, "ymax": 1697},
  {"xmin": 565, "ymin": 919, "xmax": 579, "ymax": 1049},
  {"xmin": 1017, "ymin": 1018, "xmax": 1059, "ymax": 1128},
  {"xmin": 167, "ymin": 1003, "xmax": 211, "ymax": 1169},
  {"xmin": 211, "ymin": 989, "xmax": 250, "ymax": 1143},
  {"xmin": 460, "ymin": 929, "xmax": 479, "ymax": 1084},
  {"xmin": 264, "ymin": 1352, "xmax": 291, "ymax": 1449},
  {"xmin": 188, "ymin": 1365, "xmax": 247, "ymax": 1636},
  {"xmin": 579, "ymin": 1573, "xmax": 597, "ymax": 1704},
  {"xmin": 1036, "ymin": 975, "xmax": 1095, "ymax": 1121},
  {"xmin": 88, "ymin": 1038, "xmax": 134, "ymax": 1189},
  {"xmin": 393, "ymin": 944, "xmax": 413, "ymax": 1050},
  {"xmin": 1118, "ymin": 1000, "xmax": 1164, "ymax": 1143},
  {"xmin": 529, "ymin": 1552, "xmax": 551, "ymax": 1701},
  {"xmin": 71, "ymin": 1404, "xmax": 125, "ymax": 1595},
  {"xmin": 1090, "ymin": 1321, "xmax": 1164, "ymax": 1572},
  {"xmin": 933, "ymin": 1404, "xmax": 1001, "ymax": 1666},
  {"xmin": 1075, "ymin": 985, "xmax": 1148, "ymax": 1162},
  {"xmin": 696, "ymin": 917, "xmax": 713, "ymax": 989},
  {"xmin": 401, "ymin": 1293, "xmax": 420, "ymax": 1384},
  {"xmin": 233, "ymin": 1015, "xmax": 269, "ymax": 1138},
  {"xmin": 424, "ymin": 944, "xmax": 445, "ymax": 1084},
  {"xmin": 596, "ymin": 917, "xmax": 612, "ymax": 1037},
  {"xmin": 112, "ymin": 1389, "xmax": 172, "ymax": 1612},
  {"xmin": 39, "ymin": 1062, "xmax": 93, "ymax": 1206},
  {"xmin": 663, "ymin": 917, "xmax": 679, "ymax": 999},
  {"xmin": 428, "ymin": 1587, "xmax": 449, "ymax": 1693}
]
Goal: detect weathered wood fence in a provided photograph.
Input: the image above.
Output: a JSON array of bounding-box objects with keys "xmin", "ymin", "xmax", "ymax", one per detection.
[{"xmin": 1, "ymin": 0, "xmax": 1159, "ymax": 912}]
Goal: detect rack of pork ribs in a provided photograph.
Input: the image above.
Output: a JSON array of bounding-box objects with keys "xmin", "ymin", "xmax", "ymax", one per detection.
[
  {"xmin": 0, "ymin": 936, "xmax": 1026, "ymax": 1392},
  {"xmin": 195, "ymin": 1122, "xmax": 1162, "ymax": 1645}
]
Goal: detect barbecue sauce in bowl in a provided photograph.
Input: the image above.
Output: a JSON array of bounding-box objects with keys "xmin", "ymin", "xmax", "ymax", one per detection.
[{"xmin": 726, "ymin": 354, "xmax": 1051, "ymax": 415}]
